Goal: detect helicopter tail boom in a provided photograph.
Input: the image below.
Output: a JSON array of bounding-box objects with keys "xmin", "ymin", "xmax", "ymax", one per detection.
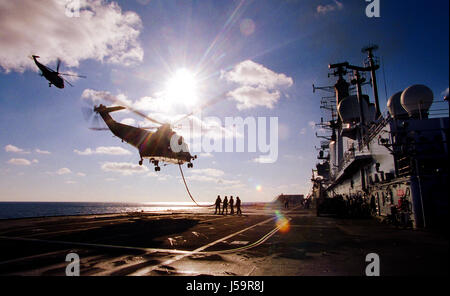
[{"xmin": 94, "ymin": 105, "xmax": 126, "ymax": 114}]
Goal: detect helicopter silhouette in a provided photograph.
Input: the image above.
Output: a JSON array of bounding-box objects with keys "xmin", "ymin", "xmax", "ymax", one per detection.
[
  {"xmin": 83, "ymin": 101, "xmax": 197, "ymax": 172},
  {"xmin": 32, "ymin": 55, "xmax": 86, "ymax": 88},
  {"xmin": 82, "ymin": 89, "xmax": 229, "ymax": 171}
]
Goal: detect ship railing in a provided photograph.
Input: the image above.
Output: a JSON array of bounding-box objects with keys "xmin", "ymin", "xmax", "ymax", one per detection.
[
  {"xmin": 363, "ymin": 113, "xmax": 391, "ymax": 146},
  {"xmin": 338, "ymin": 147, "xmax": 372, "ymax": 173}
]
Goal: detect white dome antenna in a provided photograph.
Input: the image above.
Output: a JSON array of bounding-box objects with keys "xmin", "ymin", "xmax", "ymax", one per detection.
[
  {"xmin": 387, "ymin": 91, "xmax": 409, "ymax": 119},
  {"xmin": 401, "ymin": 85, "xmax": 434, "ymax": 119}
]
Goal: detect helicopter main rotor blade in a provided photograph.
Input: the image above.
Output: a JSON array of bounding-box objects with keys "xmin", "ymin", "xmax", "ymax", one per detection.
[
  {"xmin": 62, "ymin": 77, "xmax": 73, "ymax": 87},
  {"xmin": 89, "ymin": 127, "xmax": 110, "ymax": 131},
  {"xmin": 59, "ymin": 73, "xmax": 87, "ymax": 78},
  {"xmin": 56, "ymin": 58, "xmax": 61, "ymax": 73},
  {"xmin": 139, "ymin": 126, "xmax": 158, "ymax": 131}
]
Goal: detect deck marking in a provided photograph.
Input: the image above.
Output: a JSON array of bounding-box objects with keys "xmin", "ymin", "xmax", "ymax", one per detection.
[
  {"xmin": 0, "ymin": 250, "xmax": 70, "ymax": 266},
  {"xmin": 0, "ymin": 206, "xmax": 301, "ymax": 276},
  {"xmin": 230, "ymin": 241, "xmax": 249, "ymax": 245},
  {"xmin": 128, "ymin": 215, "xmax": 277, "ymax": 275}
]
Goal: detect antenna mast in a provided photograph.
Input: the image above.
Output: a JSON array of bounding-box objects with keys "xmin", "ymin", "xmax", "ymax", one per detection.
[{"xmin": 362, "ymin": 44, "xmax": 381, "ymax": 119}]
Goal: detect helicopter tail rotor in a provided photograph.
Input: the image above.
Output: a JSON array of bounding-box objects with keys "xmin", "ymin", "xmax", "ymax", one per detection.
[
  {"xmin": 81, "ymin": 105, "xmax": 102, "ymax": 130},
  {"xmin": 81, "ymin": 100, "xmax": 106, "ymax": 131},
  {"xmin": 82, "ymin": 104, "xmax": 127, "ymax": 131}
]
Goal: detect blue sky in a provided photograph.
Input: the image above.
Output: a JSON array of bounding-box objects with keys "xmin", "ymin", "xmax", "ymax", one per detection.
[{"xmin": 0, "ymin": 0, "xmax": 448, "ymax": 203}]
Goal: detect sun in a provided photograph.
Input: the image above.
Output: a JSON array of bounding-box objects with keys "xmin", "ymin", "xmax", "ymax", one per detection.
[{"xmin": 165, "ymin": 68, "xmax": 198, "ymax": 107}]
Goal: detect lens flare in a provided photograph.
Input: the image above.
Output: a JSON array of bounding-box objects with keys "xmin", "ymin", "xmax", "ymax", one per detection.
[
  {"xmin": 256, "ymin": 185, "xmax": 262, "ymax": 192},
  {"xmin": 240, "ymin": 18, "xmax": 255, "ymax": 36},
  {"xmin": 275, "ymin": 210, "xmax": 290, "ymax": 233}
]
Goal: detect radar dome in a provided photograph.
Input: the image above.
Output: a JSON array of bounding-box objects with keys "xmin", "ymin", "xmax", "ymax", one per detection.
[
  {"xmin": 387, "ymin": 91, "xmax": 409, "ymax": 119},
  {"xmin": 401, "ymin": 85, "xmax": 433, "ymax": 118},
  {"xmin": 338, "ymin": 95, "xmax": 370, "ymax": 123}
]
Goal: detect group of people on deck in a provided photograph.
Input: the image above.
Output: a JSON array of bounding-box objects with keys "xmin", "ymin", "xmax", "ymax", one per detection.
[{"xmin": 214, "ymin": 195, "xmax": 242, "ymax": 215}]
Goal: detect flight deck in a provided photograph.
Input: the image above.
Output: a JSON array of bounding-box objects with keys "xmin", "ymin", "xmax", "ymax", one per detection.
[{"xmin": 0, "ymin": 204, "xmax": 447, "ymax": 276}]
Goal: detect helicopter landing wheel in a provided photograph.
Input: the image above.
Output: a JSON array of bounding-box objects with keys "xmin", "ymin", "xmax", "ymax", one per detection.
[
  {"xmin": 155, "ymin": 166, "xmax": 161, "ymax": 172},
  {"xmin": 139, "ymin": 159, "xmax": 143, "ymax": 166},
  {"xmin": 187, "ymin": 163, "xmax": 193, "ymax": 168}
]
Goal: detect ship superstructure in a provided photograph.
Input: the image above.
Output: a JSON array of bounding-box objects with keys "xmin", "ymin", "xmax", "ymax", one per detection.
[{"xmin": 311, "ymin": 45, "xmax": 449, "ymax": 228}]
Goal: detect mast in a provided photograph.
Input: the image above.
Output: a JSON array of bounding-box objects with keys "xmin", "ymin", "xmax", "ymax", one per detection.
[{"xmin": 362, "ymin": 45, "xmax": 381, "ymax": 119}]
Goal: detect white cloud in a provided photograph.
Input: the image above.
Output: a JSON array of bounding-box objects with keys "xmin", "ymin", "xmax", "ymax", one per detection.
[
  {"xmin": 81, "ymin": 89, "xmax": 132, "ymax": 106},
  {"xmin": 186, "ymin": 168, "xmax": 243, "ymax": 188},
  {"xmin": 199, "ymin": 152, "xmax": 214, "ymax": 158},
  {"xmin": 65, "ymin": 180, "xmax": 77, "ymax": 184},
  {"xmin": 74, "ymin": 148, "xmax": 94, "ymax": 155},
  {"xmin": 222, "ymin": 60, "xmax": 293, "ymax": 89},
  {"xmin": 0, "ymin": 0, "xmax": 143, "ymax": 72},
  {"xmin": 133, "ymin": 96, "xmax": 162, "ymax": 112},
  {"xmin": 32, "ymin": 159, "xmax": 39, "ymax": 164},
  {"xmin": 57, "ymin": 168, "xmax": 72, "ymax": 175},
  {"xmin": 74, "ymin": 146, "xmax": 132, "ymax": 156},
  {"xmin": 253, "ymin": 156, "xmax": 277, "ymax": 164},
  {"xmin": 5, "ymin": 145, "xmax": 29, "ymax": 154},
  {"xmin": 7, "ymin": 158, "xmax": 31, "ymax": 166},
  {"xmin": 221, "ymin": 60, "xmax": 293, "ymax": 110},
  {"xmin": 187, "ymin": 175, "xmax": 217, "ymax": 183},
  {"xmin": 317, "ymin": 0, "xmax": 344, "ymax": 15},
  {"xmin": 227, "ymin": 85, "xmax": 281, "ymax": 110},
  {"xmin": 35, "ymin": 149, "xmax": 51, "ymax": 155},
  {"xmin": 101, "ymin": 162, "xmax": 148, "ymax": 176},
  {"xmin": 77, "ymin": 172, "xmax": 86, "ymax": 177},
  {"xmin": 191, "ymin": 168, "xmax": 225, "ymax": 178},
  {"xmin": 186, "ymin": 174, "xmax": 242, "ymax": 187},
  {"xmin": 217, "ymin": 179, "xmax": 242, "ymax": 186}
]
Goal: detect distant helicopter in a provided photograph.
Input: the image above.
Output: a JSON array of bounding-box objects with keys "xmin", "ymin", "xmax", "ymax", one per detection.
[
  {"xmin": 83, "ymin": 103, "xmax": 197, "ymax": 172},
  {"xmin": 32, "ymin": 55, "xmax": 86, "ymax": 88}
]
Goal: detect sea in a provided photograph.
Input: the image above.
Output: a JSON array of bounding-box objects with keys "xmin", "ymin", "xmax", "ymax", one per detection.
[{"xmin": 0, "ymin": 202, "xmax": 215, "ymax": 220}]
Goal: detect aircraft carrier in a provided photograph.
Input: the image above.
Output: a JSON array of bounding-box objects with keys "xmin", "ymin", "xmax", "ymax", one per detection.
[{"xmin": 0, "ymin": 45, "xmax": 447, "ymax": 277}]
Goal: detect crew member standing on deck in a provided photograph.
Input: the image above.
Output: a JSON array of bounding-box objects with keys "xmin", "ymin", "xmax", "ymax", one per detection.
[
  {"xmin": 222, "ymin": 196, "xmax": 228, "ymax": 215},
  {"xmin": 229, "ymin": 196, "xmax": 234, "ymax": 215},
  {"xmin": 236, "ymin": 196, "xmax": 242, "ymax": 215},
  {"xmin": 214, "ymin": 195, "xmax": 222, "ymax": 215}
]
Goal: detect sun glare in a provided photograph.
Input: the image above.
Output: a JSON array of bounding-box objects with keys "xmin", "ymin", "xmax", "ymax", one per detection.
[{"xmin": 165, "ymin": 68, "xmax": 198, "ymax": 107}]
